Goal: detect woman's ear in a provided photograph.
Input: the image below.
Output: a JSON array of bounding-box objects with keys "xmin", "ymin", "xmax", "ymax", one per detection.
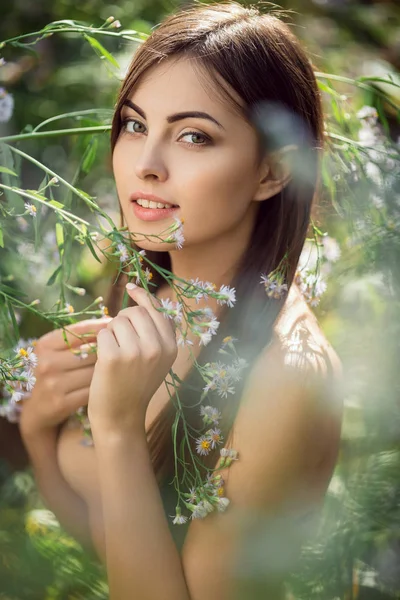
[{"xmin": 253, "ymin": 144, "xmax": 298, "ymax": 202}]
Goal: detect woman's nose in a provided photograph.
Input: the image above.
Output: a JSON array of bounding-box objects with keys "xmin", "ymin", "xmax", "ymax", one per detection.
[{"xmin": 134, "ymin": 140, "xmax": 168, "ymax": 181}]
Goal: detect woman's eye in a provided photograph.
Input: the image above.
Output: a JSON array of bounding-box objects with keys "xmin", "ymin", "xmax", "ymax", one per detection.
[
  {"xmin": 122, "ymin": 118, "xmax": 145, "ymax": 134},
  {"xmin": 179, "ymin": 131, "xmax": 211, "ymax": 147},
  {"xmin": 120, "ymin": 118, "xmax": 211, "ymax": 147}
]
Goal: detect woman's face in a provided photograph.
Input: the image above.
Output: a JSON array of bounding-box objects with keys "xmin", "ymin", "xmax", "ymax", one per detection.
[{"xmin": 112, "ymin": 56, "xmax": 265, "ymax": 252}]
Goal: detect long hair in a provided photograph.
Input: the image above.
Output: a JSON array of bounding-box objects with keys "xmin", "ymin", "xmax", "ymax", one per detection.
[{"xmin": 106, "ymin": 1, "xmax": 325, "ymax": 484}]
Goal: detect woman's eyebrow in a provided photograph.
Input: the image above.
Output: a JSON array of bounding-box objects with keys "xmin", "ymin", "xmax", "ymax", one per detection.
[{"xmin": 122, "ymin": 99, "xmax": 225, "ymax": 131}]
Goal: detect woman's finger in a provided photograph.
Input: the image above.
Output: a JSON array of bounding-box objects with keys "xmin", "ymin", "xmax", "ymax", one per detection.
[
  {"xmin": 40, "ymin": 318, "xmax": 113, "ymax": 351},
  {"xmin": 124, "ymin": 284, "xmax": 177, "ymax": 341},
  {"xmin": 65, "ymin": 386, "xmax": 91, "ymax": 412},
  {"xmin": 110, "ymin": 313, "xmax": 162, "ymax": 358},
  {"xmin": 62, "ymin": 365, "xmax": 97, "ymax": 394}
]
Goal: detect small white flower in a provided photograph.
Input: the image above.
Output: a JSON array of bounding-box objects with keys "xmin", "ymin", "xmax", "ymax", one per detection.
[
  {"xmin": 173, "ymin": 216, "xmax": 183, "ymax": 229},
  {"xmin": 0, "ymin": 87, "xmax": 14, "ymax": 123},
  {"xmin": 217, "ymin": 497, "xmax": 230, "ymax": 512},
  {"xmin": 160, "ymin": 298, "xmax": 175, "ymax": 312},
  {"xmin": 356, "ymin": 105, "xmax": 378, "ymax": 123},
  {"xmin": 117, "ymin": 242, "xmax": 130, "ymax": 262},
  {"xmin": 200, "ymin": 405, "xmax": 221, "ymax": 425},
  {"xmin": 186, "ymin": 487, "xmax": 197, "ymax": 504},
  {"xmin": 172, "ymin": 229, "xmax": 185, "ymax": 249},
  {"xmin": 207, "ymin": 317, "xmax": 220, "ymax": 335},
  {"xmin": 20, "ymin": 369, "xmax": 36, "ymax": 392},
  {"xmin": 198, "ymin": 331, "xmax": 213, "ymax": 346},
  {"xmin": 216, "ymin": 378, "xmax": 235, "ymax": 398},
  {"xmin": 16, "ymin": 346, "xmax": 38, "ymax": 369},
  {"xmin": 172, "ymin": 514, "xmax": 188, "ymax": 525},
  {"xmin": 24, "ymin": 202, "xmax": 37, "ymax": 217},
  {"xmin": 207, "ymin": 427, "xmax": 223, "ymax": 449},
  {"xmin": 10, "ymin": 391, "xmax": 24, "ymax": 403},
  {"xmin": 196, "ymin": 435, "xmax": 212, "ymax": 456},
  {"xmin": 217, "ymin": 284, "xmax": 236, "ymax": 307},
  {"xmin": 191, "ymin": 502, "xmax": 208, "ymax": 519},
  {"xmin": 0, "ymin": 399, "xmax": 22, "ymax": 423},
  {"xmin": 322, "ymin": 236, "xmax": 341, "ymax": 262}
]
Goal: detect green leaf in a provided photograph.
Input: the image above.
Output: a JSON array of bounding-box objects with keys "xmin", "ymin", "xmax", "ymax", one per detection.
[
  {"xmin": 0, "ymin": 222, "xmax": 3, "ymax": 248},
  {"xmin": 82, "ymin": 137, "xmax": 99, "ymax": 173},
  {"xmin": 84, "ymin": 235, "xmax": 102, "ymax": 264},
  {"xmin": 83, "ymin": 34, "xmax": 119, "ymax": 69},
  {"xmin": 25, "ymin": 189, "xmax": 48, "ymax": 202},
  {"xmin": 0, "ymin": 166, "xmax": 17, "ymax": 177},
  {"xmin": 6, "ymin": 298, "xmax": 19, "ymax": 341},
  {"xmin": 46, "ymin": 265, "xmax": 62, "ymax": 286},
  {"xmin": 56, "ymin": 222, "xmax": 64, "ymax": 250},
  {"xmin": 48, "ymin": 199, "xmax": 65, "ymax": 209}
]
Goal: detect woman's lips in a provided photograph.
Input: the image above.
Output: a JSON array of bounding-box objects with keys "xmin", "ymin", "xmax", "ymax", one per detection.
[{"xmin": 131, "ymin": 201, "xmax": 179, "ymax": 222}]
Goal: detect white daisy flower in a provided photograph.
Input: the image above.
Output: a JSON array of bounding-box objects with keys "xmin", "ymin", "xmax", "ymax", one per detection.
[
  {"xmin": 16, "ymin": 346, "xmax": 38, "ymax": 369},
  {"xmin": 216, "ymin": 378, "xmax": 235, "ymax": 398},
  {"xmin": 200, "ymin": 405, "xmax": 221, "ymax": 425},
  {"xmin": 207, "ymin": 427, "xmax": 223, "ymax": 449},
  {"xmin": 172, "ymin": 229, "xmax": 185, "ymax": 249},
  {"xmin": 20, "ymin": 369, "xmax": 36, "ymax": 392},
  {"xmin": 172, "ymin": 513, "xmax": 188, "ymax": 525},
  {"xmin": 217, "ymin": 284, "xmax": 236, "ymax": 307},
  {"xmin": 185, "ymin": 487, "xmax": 197, "ymax": 504},
  {"xmin": 191, "ymin": 502, "xmax": 208, "ymax": 519},
  {"xmin": 196, "ymin": 435, "xmax": 212, "ymax": 456},
  {"xmin": 24, "ymin": 202, "xmax": 37, "ymax": 217},
  {"xmin": 10, "ymin": 391, "xmax": 24, "ymax": 403},
  {"xmin": 117, "ymin": 243, "xmax": 130, "ymax": 262},
  {"xmin": 198, "ymin": 331, "xmax": 213, "ymax": 346},
  {"xmin": 0, "ymin": 88, "xmax": 14, "ymax": 122}
]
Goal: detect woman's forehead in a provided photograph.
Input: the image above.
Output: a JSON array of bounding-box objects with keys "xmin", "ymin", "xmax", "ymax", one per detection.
[{"xmin": 125, "ymin": 56, "xmax": 245, "ymax": 123}]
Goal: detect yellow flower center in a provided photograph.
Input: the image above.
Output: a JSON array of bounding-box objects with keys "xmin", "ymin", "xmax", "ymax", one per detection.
[
  {"xmin": 201, "ymin": 440, "xmax": 210, "ymax": 451},
  {"xmin": 18, "ymin": 348, "xmax": 28, "ymax": 358}
]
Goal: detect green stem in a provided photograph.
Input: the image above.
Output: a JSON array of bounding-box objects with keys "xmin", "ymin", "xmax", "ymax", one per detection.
[
  {"xmin": 0, "ymin": 125, "xmax": 110, "ymax": 143},
  {"xmin": 2, "ymin": 26, "xmax": 144, "ymax": 47},
  {"xmin": 32, "ymin": 109, "xmax": 113, "ymax": 132},
  {"xmin": 316, "ymin": 71, "xmax": 400, "ymax": 113},
  {"xmin": 0, "ymin": 183, "xmax": 91, "ymax": 231}
]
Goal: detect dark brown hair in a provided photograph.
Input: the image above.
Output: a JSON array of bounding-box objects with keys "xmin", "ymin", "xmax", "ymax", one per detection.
[{"xmin": 106, "ymin": 1, "xmax": 324, "ymax": 484}]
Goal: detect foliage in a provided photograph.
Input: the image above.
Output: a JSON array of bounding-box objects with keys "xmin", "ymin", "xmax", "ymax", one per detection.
[{"xmin": 0, "ymin": 3, "xmax": 400, "ymax": 599}]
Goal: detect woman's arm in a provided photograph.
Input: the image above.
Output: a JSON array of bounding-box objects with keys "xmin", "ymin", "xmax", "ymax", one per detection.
[
  {"xmin": 92, "ymin": 430, "xmax": 190, "ymax": 600},
  {"xmin": 21, "ymin": 424, "xmax": 95, "ymax": 555}
]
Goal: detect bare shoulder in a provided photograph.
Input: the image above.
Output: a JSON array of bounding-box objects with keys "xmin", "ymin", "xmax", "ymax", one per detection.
[
  {"xmin": 232, "ymin": 282, "xmax": 344, "ymax": 476},
  {"xmin": 262, "ymin": 282, "xmax": 344, "ymax": 408}
]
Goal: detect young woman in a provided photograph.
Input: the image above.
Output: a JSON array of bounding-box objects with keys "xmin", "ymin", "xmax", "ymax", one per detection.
[{"xmin": 19, "ymin": 2, "xmax": 343, "ymax": 598}]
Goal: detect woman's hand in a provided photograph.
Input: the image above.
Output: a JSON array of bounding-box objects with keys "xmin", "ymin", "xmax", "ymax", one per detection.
[
  {"xmin": 87, "ymin": 284, "xmax": 178, "ymax": 436},
  {"xmin": 19, "ymin": 317, "xmax": 113, "ymax": 439}
]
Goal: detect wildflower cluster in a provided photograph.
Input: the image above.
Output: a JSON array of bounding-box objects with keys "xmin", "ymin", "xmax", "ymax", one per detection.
[
  {"xmin": 167, "ymin": 335, "xmax": 245, "ymax": 525},
  {"xmin": 295, "ymin": 233, "xmax": 341, "ymax": 307},
  {"xmin": 260, "ymin": 270, "xmax": 288, "ymax": 299},
  {"xmin": 0, "ymin": 339, "xmax": 38, "ymax": 422}
]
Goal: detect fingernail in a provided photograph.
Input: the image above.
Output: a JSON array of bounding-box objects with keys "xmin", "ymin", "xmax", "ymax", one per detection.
[{"xmin": 126, "ymin": 282, "xmax": 137, "ymax": 290}]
